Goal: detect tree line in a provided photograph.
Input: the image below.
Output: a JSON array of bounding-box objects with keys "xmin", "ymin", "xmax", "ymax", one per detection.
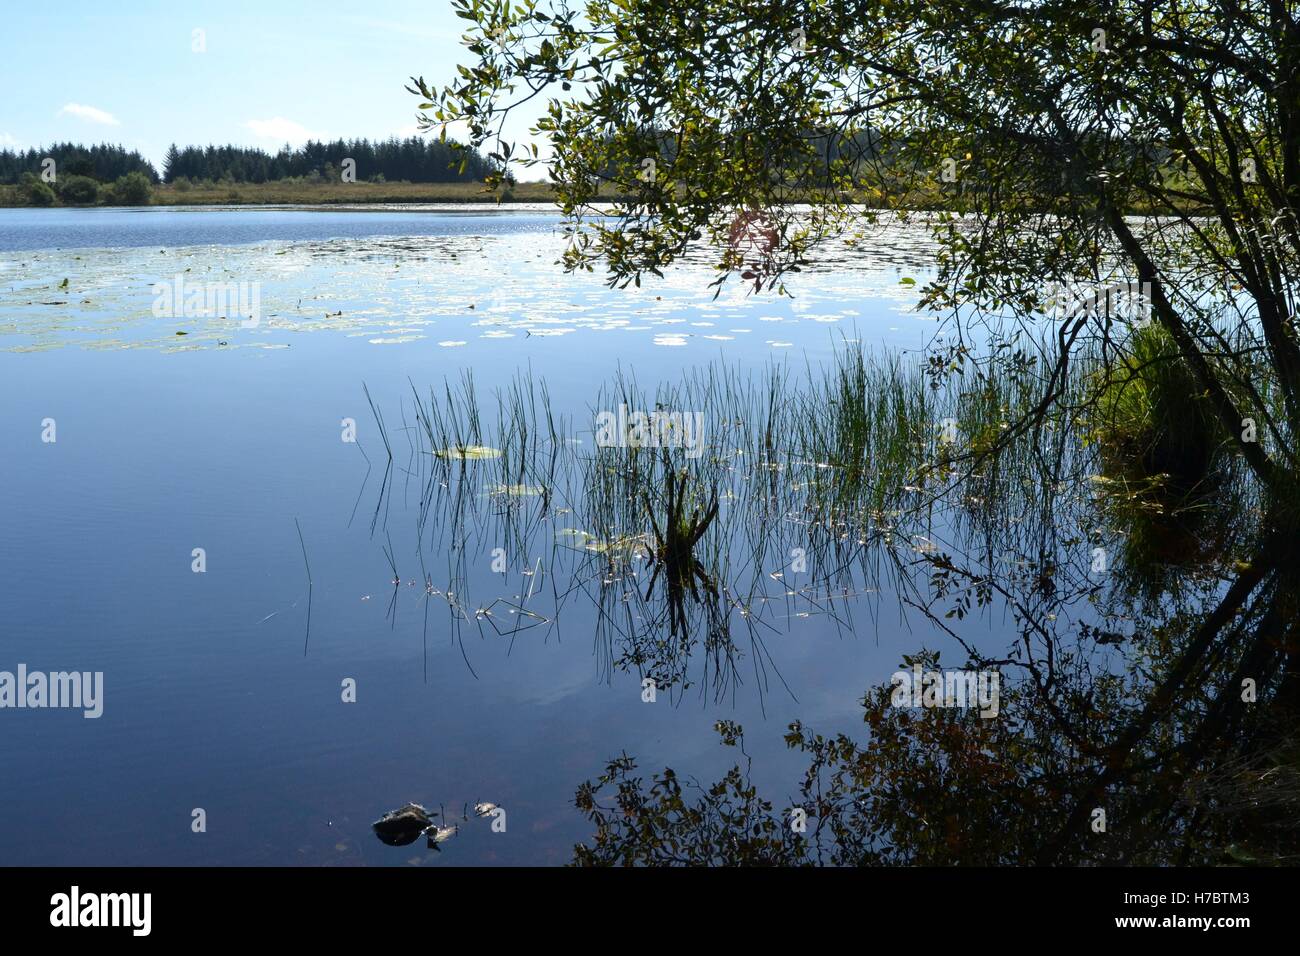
[
  {"xmin": 0, "ymin": 136, "xmax": 498, "ymax": 186},
  {"xmin": 161, "ymin": 137, "xmax": 498, "ymax": 184},
  {"xmin": 0, "ymin": 143, "xmax": 157, "ymax": 185}
]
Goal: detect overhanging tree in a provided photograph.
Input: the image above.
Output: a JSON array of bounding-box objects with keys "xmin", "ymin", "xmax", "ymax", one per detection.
[{"xmin": 419, "ymin": 0, "xmax": 1300, "ymax": 863}]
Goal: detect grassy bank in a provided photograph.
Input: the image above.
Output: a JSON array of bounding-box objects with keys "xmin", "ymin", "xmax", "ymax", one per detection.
[
  {"xmin": 0, "ymin": 179, "xmax": 561, "ymax": 208},
  {"xmin": 0, "ymin": 176, "xmax": 1207, "ymax": 213}
]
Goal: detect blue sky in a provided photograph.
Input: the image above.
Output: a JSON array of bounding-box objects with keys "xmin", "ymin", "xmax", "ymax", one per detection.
[{"xmin": 0, "ymin": 0, "xmax": 546, "ymax": 177}]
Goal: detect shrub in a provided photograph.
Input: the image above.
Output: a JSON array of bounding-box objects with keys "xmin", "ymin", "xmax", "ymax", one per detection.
[
  {"xmin": 1092, "ymin": 324, "xmax": 1223, "ymax": 493},
  {"xmin": 110, "ymin": 171, "xmax": 152, "ymax": 205},
  {"xmin": 20, "ymin": 172, "xmax": 56, "ymax": 206},
  {"xmin": 1088, "ymin": 324, "xmax": 1235, "ymax": 586},
  {"xmin": 57, "ymin": 174, "xmax": 100, "ymax": 205}
]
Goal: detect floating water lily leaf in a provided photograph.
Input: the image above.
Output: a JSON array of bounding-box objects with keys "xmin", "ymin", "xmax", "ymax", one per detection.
[
  {"xmin": 555, "ymin": 528, "xmax": 650, "ymax": 557},
  {"xmin": 489, "ymin": 483, "xmax": 544, "ymax": 496},
  {"xmin": 435, "ymin": 445, "xmax": 502, "ymax": 460},
  {"xmin": 585, "ymin": 533, "xmax": 652, "ymax": 557}
]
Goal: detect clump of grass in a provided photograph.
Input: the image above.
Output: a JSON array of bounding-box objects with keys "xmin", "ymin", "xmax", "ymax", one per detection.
[
  {"xmin": 379, "ymin": 336, "xmax": 1209, "ymax": 685},
  {"xmin": 1093, "ymin": 325, "xmax": 1224, "ymax": 492},
  {"xmin": 1184, "ymin": 711, "xmax": 1300, "ymax": 866},
  {"xmin": 789, "ymin": 344, "xmax": 941, "ymax": 546},
  {"xmin": 1087, "ymin": 324, "xmax": 1233, "ymax": 582},
  {"xmin": 642, "ymin": 449, "xmax": 720, "ymax": 635}
]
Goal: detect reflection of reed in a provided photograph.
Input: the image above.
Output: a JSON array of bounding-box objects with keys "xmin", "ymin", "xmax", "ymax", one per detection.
[
  {"xmin": 348, "ymin": 343, "xmax": 1003, "ymax": 702},
  {"xmin": 357, "ymin": 338, "xmax": 1181, "ymax": 708},
  {"xmin": 294, "ymin": 517, "xmax": 312, "ymax": 656},
  {"xmin": 556, "ymin": 344, "xmax": 1299, "ymax": 866}
]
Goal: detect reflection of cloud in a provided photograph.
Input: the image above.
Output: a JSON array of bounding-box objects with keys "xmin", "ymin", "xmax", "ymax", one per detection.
[
  {"xmin": 244, "ymin": 117, "xmax": 326, "ymax": 144},
  {"xmin": 58, "ymin": 103, "xmax": 120, "ymax": 126}
]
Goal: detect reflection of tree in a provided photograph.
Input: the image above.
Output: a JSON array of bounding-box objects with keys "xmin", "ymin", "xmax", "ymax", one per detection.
[
  {"xmin": 574, "ymin": 584, "xmax": 1300, "ymax": 866},
  {"xmin": 574, "ymin": 727, "xmax": 807, "ymax": 866},
  {"xmin": 361, "ymin": 346, "xmax": 1300, "ymax": 863},
  {"xmin": 547, "ymin": 348, "xmax": 1300, "ymax": 865},
  {"xmin": 572, "ymin": 466, "xmax": 1300, "ymax": 865}
]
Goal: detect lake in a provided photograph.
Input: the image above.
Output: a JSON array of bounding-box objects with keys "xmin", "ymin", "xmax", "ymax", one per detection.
[{"xmin": 0, "ymin": 204, "xmax": 955, "ymax": 865}]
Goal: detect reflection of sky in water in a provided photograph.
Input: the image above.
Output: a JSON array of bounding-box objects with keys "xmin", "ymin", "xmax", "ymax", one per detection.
[{"xmin": 0, "ymin": 209, "xmax": 962, "ymax": 866}]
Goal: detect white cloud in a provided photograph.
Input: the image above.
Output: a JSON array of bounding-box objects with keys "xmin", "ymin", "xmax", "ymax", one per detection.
[
  {"xmin": 244, "ymin": 117, "xmax": 326, "ymax": 145},
  {"xmin": 58, "ymin": 103, "xmax": 121, "ymax": 126},
  {"xmin": 0, "ymin": 132, "xmax": 19, "ymax": 148}
]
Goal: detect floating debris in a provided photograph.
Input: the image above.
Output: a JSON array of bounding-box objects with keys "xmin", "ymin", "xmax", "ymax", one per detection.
[
  {"xmin": 372, "ymin": 803, "xmax": 434, "ymax": 847},
  {"xmin": 426, "ymin": 825, "xmax": 458, "ymax": 849}
]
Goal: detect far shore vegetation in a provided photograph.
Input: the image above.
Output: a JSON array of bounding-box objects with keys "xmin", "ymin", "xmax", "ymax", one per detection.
[
  {"xmin": 0, "ymin": 138, "xmax": 1211, "ymax": 212},
  {"xmin": 0, "ymin": 177, "xmax": 558, "ymax": 208},
  {"xmin": 0, "ymin": 137, "xmax": 549, "ymax": 208}
]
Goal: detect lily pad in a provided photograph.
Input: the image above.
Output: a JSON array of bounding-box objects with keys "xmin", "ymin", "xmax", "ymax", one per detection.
[
  {"xmin": 556, "ymin": 528, "xmax": 649, "ymax": 556},
  {"xmin": 434, "ymin": 445, "xmax": 502, "ymax": 460},
  {"xmin": 489, "ymin": 483, "xmax": 544, "ymax": 497}
]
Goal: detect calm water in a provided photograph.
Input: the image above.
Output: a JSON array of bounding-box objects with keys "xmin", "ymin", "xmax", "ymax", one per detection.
[
  {"xmin": 0, "ymin": 204, "xmax": 564, "ymax": 253},
  {"xmin": 0, "ymin": 205, "xmax": 959, "ymax": 865}
]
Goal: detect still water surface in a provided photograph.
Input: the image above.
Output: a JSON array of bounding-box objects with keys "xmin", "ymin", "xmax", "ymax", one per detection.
[{"xmin": 0, "ymin": 205, "xmax": 955, "ymax": 865}]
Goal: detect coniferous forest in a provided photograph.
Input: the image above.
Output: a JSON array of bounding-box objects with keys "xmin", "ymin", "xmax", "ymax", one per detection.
[{"xmin": 0, "ymin": 136, "xmax": 496, "ymax": 186}]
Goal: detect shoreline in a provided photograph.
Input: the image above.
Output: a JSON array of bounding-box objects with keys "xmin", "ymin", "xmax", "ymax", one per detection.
[{"xmin": 0, "ymin": 179, "xmax": 562, "ymax": 209}]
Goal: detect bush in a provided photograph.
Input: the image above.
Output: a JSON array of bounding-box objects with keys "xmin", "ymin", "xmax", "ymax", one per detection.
[
  {"xmin": 20, "ymin": 172, "xmax": 56, "ymax": 206},
  {"xmin": 109, "ymin": 171, "xmax": 153, "ymax": 205},
  {"xmin": 172, "ymin": 177, "xmax": 192, "ymax": 192},
  {"xmin": 58, "ymin": 174, "xmax": 100, "ymax": 205},
  {"xmin": 1093, "ymin": 324, "xmax": 1223, "ymax": 493},
  {"xmin": 1089, "ymin": 324, "xmax": 1235, "ymax": 585}
]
